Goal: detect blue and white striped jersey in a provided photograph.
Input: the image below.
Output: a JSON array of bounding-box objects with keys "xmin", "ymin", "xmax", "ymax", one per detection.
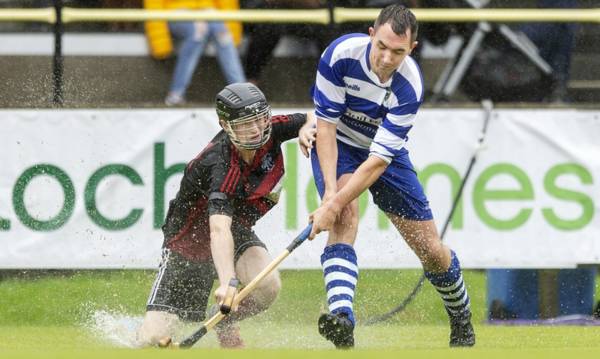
[{"xmin": 312, "ymin": 33, "xmax": 424, "ymax": 163}]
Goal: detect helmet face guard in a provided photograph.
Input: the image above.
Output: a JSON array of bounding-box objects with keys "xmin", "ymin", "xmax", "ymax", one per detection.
[
  {"xmin": 216, "ymin": 83, "xmax": 272, "ymax": 150},
  {"xmin": 222, "ymin": 105, "xmax": 272, "ymax": 150}
]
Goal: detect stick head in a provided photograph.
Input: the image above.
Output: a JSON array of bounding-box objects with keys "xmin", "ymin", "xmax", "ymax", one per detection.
[{"xmin": 157, "ymin": 336, "xmax": 177, "ymax": 348}]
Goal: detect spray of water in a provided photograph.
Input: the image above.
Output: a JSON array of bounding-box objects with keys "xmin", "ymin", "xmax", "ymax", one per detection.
[{"xmin": 86, "ymin": 309, "xmax": 144, "ymax": 348}]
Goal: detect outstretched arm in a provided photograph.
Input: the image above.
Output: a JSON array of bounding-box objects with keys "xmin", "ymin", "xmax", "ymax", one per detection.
[{"xmin": 309, "ymin": 155, "xmax": 388, "ymax": 239}]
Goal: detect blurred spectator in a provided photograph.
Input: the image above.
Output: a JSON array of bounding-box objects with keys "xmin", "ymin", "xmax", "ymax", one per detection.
[
  {"xmin": 520, "ymin": 0, "xmax": 578, "ymax": 102},
  {"xmin": 144, "ymin": 0, "xmax": 246, "ymax": 106},
  {"xmin": 331, "ymin": 0, "xmax": 458, "ymax": 66},
  {"xmin": 241, "ymin": 0, "xmax": 428, "ymax": 86},
  {"xmin": 241, "ymin": 0, "xmax": 331, "ymax": 86}
]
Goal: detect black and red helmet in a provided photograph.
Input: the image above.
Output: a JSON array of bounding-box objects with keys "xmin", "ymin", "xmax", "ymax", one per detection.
[{"xmin": 216, "ymin": 83, "xmax": 272, "ymax": 150}]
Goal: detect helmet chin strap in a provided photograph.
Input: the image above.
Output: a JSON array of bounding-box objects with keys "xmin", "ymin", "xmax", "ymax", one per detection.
[{"xmin": 234, "ymin": 141, "xmax": 263, "ymax": 151}]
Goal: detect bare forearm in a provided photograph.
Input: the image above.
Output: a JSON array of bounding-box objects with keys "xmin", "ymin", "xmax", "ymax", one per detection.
[
  {"xmin": 308, "ymin": 155, "xmax": 388, "ymax": 239},
  {"xmin": 209, "ymin": 216, "xmax": 236, "ymax": 284},
  {"xmin": 211, "ymin": 233, "xmax": 235, "ymax": 284},
  {"xmin": 329, "ymin": 155, "xmax": 388, "ymax": 211}
]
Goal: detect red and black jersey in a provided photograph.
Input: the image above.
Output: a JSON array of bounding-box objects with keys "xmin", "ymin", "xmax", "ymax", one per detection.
[{"xmin": 163, "ymin": 113, "xmax": 306, "ymax": 261}]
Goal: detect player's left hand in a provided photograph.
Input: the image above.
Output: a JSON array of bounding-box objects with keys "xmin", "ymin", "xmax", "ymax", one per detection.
[
  {"xmin": 308, "ymin": 201, "xmax": 341, "ymax": 239},
  {"xmin": 299, "ymin": 126, "xmax": 317, "ymax": 158}
]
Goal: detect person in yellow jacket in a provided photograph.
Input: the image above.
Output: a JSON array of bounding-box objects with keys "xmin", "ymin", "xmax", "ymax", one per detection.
[{"xmin": 145, "ymin": 0, "xmax": 246, "ymax": 106}]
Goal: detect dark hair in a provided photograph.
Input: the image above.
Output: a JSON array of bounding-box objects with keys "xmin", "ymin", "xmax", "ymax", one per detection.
[{"xmin": 374, "ymin": 4, "xmax": 418, "ymax": 42}]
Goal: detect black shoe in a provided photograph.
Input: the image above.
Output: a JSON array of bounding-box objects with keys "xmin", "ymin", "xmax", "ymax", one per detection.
[
  {"xmin": 449, "ymin": 311, "xmax": 475, "ymax": 347},
  {"xmin": 318, "ymin": 312, "xmax": 354, "ymax": 349}
]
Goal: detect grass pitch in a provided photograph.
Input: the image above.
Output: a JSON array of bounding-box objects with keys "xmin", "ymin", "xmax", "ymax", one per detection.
[
  {"xmin": 1, "ymin": 269, "xmax": 599, "ymax": 358},
  {"xmin": 2, "ymin": 324, "xmax": 600, "ymax": 359}
]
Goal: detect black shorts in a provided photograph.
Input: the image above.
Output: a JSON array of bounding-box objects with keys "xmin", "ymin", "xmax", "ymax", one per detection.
[{"xmin": 146, "ymin": 225, "xmax": 266, "ymax": 322}]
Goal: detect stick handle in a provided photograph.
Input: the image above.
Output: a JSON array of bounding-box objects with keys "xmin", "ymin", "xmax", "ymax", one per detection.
[{"xmin": 219, "ymin": 277, "xmax": 240, "ymax": 315}]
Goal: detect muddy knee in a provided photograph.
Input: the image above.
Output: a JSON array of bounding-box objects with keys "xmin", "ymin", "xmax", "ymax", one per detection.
[
  {"xmin": 250, "ymin": 271, "xmax": 281, "ymax": 311},
  {"xmin": 136, "ymin": 311, "xmax": 179, "ymax": 347}
]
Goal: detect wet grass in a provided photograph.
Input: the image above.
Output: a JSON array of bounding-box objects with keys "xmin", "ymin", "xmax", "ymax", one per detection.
[
  {"xmin": 0, "ymin": 269, "xmax": 485, "ymax": 326},
  {"xmin": 1, "ymin": 269, "xmax": 600, "ymax": 357},
  {"xmin": 2, "ymin": 323, "xmax": 600, "ymax": 350}
]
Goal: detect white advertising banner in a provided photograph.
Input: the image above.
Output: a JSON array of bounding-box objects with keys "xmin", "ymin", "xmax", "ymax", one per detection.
[{"xmin": 1, "ymin": 109, "xmax": 599, "ymax": 269}]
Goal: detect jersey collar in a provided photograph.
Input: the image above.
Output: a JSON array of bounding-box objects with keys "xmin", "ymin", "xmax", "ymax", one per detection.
[{"xmin": 365, "ymin": 42, "xmax": 372, "ymax": 72}]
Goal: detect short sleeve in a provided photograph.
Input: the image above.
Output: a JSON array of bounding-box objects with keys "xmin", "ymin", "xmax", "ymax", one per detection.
[
  {"xmin": 271, "ymin": 113, "xmax": 307, "ymax": 143},
  {"xmin": 312, "ymin": 45, "xmax": 348, "ymax": 124}
]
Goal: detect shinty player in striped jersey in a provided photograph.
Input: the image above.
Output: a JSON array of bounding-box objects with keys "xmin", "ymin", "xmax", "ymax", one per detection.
[
  {"xmin": 136, "ymin": 83, "xmax": 316, "ymax": 348},
  {"xmin": 307, "ymin": 5, "xmax": 475, "ymax": 349}
]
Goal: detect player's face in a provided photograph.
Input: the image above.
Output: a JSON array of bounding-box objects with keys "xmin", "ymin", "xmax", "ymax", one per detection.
[
  {"xmin": 232, "ymin": 116, "xmax": 266, "ymax": 142},
  {"xmin": 368, "ymin": 23, "xmax": 417, "ymax": 82},
  {"xmin": 228, "ymin": 108, "xmax": 272, "ymax": 149}
]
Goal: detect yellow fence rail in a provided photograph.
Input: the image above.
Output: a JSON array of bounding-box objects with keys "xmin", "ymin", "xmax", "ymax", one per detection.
[
  {"xmin": 0, "ymin": 8, "xmax": 55, "ymax": 23},
  {"xmin": 62, "ymin": 8, "xmax": 330, "ymax": 24},
  {"xmin": 0, "ymin": 7, "xmax": 599, "ymax": 24}
]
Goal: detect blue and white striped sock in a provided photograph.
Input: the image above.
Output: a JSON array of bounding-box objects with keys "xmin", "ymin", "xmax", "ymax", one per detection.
[
  {"xmin": 425, "ymin": 250, "xmax": 471, "ymax": 318},
  {"xmin": 321, "ymin": 243, "xmax": 358, "ymax": 326}
]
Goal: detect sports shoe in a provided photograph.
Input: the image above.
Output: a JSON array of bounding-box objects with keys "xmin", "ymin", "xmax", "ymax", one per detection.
[
  {"xmin": 318, "ymin": 312, "xmax": 354, "ymax": 349},
  {"xmin": 449, "ymin": 311, "xmax": 475, "ymax": 347}
]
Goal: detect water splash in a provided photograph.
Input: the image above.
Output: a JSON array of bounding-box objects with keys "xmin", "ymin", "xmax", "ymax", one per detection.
[{"xmin": 87, "ymin": 309, "xmax": 144, "ymax": 348}]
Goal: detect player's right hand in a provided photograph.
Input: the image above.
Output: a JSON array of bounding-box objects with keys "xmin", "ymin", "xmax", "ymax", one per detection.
[{"xmin": 215, "ymin": 283, "xmax": 239, "ymax": 313}]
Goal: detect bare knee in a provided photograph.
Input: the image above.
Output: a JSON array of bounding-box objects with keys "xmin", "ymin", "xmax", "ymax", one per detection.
[
  {"xmin": 250, "ymin": 271, "xmax": 281, "ymax": 311},
  {"xmin": 136, "ymin": 311, "xmax": 180, "ymax": 347},
  {"xmin": 330, "ymin": 202, "xmax": 359, "ymax": 244},
  {"xmin": 339, "ymin": 203, "xmax": 358, "ymax": 226}
]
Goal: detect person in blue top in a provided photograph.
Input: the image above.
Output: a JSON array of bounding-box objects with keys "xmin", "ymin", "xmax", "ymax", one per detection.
[{"xmin": 307, "ymin": 4, "xmax": 475, "ymax": 349}]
